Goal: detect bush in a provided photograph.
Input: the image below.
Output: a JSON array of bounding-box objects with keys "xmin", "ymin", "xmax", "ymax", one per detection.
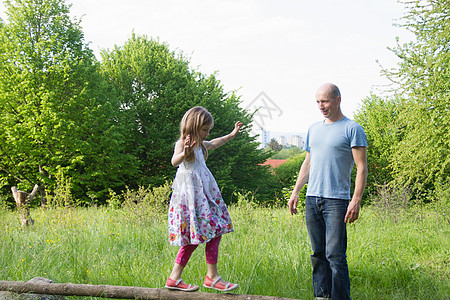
[
  {"xmin": 46, "ymin": 170, "xmax": 74, "ymax": 208},
  {"xmin": 121, "ymin": 181, "xmax": 172, "ymax": 225},
  {"xmin": 269, "ymin": 152, "xmax": 308, "ymax": 208},
  {"xmin": 433, "ymin": 178, "xmax": 450, "ymax": 230},
  {"xmin": 270, "ymin": 147, "xmax": 303, "ymax": 159},
  {"xmin": 369, "ymin": 184, "xmax": 412, "ymax": 223},
  {"xmin": 274, "ymin": 152, "xmax": 306, "ymax": 186}
]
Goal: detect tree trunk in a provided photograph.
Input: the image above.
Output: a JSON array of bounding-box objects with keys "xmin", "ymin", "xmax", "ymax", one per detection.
[
  {"xmin": 11, "ymin": 185, "xmax": 39, "ymax": 226},
  {"xmin": 0, "ymin": 278, "xmax": 297, "ymax": 300},
  {"xmin": 39, "ymin": 186, "xmax": 47, "ymax": 208},
  {"xmin": 38, "ymin": 165, "xmax": 48, "ymax": 207}
]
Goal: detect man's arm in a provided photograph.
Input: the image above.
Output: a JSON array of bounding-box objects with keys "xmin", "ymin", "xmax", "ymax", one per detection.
[
  {"xmin": 345, "ymin": 146, "xmax": 368, "ymax": 223},
  {"xmin": 288, "ymin": 152, "xmax": 310, "ymax": 215}
]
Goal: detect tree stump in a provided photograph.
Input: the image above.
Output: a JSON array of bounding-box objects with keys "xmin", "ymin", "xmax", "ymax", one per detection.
[{"xmin": 11, "ymin": 185, "xmax": 39, "ymax": 227}]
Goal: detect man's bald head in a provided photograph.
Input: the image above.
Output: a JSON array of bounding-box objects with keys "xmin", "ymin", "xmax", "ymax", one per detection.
[
  {"xmin": 316, "ymin": 83, "xmax": 341, "ymax": 100},
  {"xmin": 315, "ymin": 83, "xmax": 344, "ymax": 123}
]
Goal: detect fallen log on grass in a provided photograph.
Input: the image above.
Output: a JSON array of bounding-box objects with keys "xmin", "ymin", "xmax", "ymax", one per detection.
[{"xmin": 0, "ymin": 277, "xmax": 298, "ymax": 300}]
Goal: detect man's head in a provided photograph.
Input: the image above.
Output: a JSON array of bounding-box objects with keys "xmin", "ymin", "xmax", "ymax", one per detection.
[{"xmin": 315, "ymin": 83, "xmax": 343, "ymax": 123}]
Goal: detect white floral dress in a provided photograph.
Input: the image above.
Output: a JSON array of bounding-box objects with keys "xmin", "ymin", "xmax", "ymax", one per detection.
[{"xmin": 168, "ymin": 146, "xmax": 234, "ymax": 246}]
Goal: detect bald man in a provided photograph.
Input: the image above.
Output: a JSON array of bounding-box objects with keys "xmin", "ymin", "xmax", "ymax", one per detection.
[{"xmin": 288, "ymin": 83, "xmax": 368, "ymax": 300}]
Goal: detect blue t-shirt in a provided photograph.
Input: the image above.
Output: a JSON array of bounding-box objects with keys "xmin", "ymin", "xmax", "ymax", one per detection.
[{"xmin": 305, "ymin": 117, "xmax": 367, "ymax": 200}]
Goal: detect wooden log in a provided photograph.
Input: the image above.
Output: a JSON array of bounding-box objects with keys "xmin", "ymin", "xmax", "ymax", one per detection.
[{"xmin": 0, "ymin": 279, "xmax": 298, "ymax": 300}]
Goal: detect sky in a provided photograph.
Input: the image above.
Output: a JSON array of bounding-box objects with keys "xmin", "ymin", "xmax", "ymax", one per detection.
[{"xmin": 0, "ymin": 0, "xmax": 414, "ymax": 134}]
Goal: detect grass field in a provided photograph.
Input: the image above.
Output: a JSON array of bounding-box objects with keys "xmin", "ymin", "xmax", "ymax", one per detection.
[{"xmin": 0, "ymin": 202, "xmax": 449, "ymax": 299}]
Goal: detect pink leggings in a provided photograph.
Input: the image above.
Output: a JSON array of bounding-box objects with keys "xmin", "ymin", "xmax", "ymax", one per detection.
[{"xmin": 175, "ymin": 236, "xmax": 221, "ymax": 267}]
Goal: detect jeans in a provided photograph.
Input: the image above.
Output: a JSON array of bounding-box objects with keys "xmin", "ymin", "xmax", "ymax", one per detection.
[{"xmin": 305, "ymin": 196, "xmax": 351, "ymax": 300}]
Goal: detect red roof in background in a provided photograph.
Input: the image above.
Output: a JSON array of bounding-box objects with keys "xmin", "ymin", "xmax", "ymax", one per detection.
[{"xmin": 261, "ymin": 159, "xmax": 287, "ymax": 168}]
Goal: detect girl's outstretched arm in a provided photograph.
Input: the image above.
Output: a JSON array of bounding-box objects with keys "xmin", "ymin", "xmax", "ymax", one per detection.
[
  {"xmin": 171, "ymin": 135, "xmax": 197, "ymax": 167},
  {"xmin": 204, "ymin": 121, "xmax": 243, "ymax": 150}
]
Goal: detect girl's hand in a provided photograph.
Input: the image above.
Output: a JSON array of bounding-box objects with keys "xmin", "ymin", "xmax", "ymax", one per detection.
[
  {"xmin": 203, "ymin": 122, "xmax": 243, "ymax": 150},
  {"xmin": 183, "ymin": 134, "xmax": 196, "ymax": 156},
  {"xmin": 171, "ymin": 136, "xmax": 196, "ymax": 167},
  {"xmin": 230, "ymin": 121, "xmax": 243, "ymax": 138}
]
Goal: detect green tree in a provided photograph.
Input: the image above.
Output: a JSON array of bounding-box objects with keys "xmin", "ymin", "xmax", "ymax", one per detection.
[
  {"xmin": 266, "ymin": 138, "xmax": 282, "ymax": 152},
  {"xmin": 0, "ymin": 0, "xmax": 137, "ymax": 204},
  {"xmin": 383, "ymin": 0, "xmax": 450, "ymax": 193},
  {"xmin": 353, "ymin": 94, "xmax": 402, "ymax": 196},
  {"xmin": 100, "ymin": 34, "xmax": 278, "ymax": 202}
]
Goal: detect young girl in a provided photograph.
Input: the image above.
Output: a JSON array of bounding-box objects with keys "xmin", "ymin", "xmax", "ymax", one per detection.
[{"xmin": 165, "ymin": 106, "xmax": 242, "ymax": 292}]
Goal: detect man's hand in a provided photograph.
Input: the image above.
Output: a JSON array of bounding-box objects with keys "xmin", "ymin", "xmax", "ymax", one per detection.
[
  {"xmin": 344, "ymin": 200, "xmax": 360, "ymax": 223},
  {"xmin": 288, "ymin": 193, "xmax": 299, "ymax": 215}
]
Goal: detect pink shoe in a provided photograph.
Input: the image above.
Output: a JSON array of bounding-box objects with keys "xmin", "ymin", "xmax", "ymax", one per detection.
[
  {"xmin": 165, "ymin": 277, "xmax": 199, "ymax": 292},
  {"xmin": 203, "ymin": 275, "xmax": 238, "ymax": 292}
]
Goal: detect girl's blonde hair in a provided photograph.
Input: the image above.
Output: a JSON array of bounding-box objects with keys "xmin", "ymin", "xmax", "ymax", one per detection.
[{"xmin": 179, "ymin": 106, "xmax": 214, "ymax": 161}]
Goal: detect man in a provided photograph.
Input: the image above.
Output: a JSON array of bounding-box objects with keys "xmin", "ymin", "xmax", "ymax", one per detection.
[{"xmin": 288, "ymin": 83, "xmax": 368, "ymax": 300}]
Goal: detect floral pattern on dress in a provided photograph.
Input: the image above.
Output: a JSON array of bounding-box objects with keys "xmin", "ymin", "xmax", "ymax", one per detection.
[{"xmin": 168, "ymin": 146, "xmax": 233, "ymax": 246}]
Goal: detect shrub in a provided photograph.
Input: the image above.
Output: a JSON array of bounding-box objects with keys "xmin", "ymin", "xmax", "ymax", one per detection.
[
  {"xmin": 46, "ymin": 170, "xmax": 74, "ymax": 208},
  {"xmin": 433, "ymin": 178, "xmax": 450, "ymax": 230},
  {"xmin": 121, "ymin": 181, "xmax": 172, "ymax": 225},
  {"xmin": 270, "ymin": 147, "xmax": 303, "ymax": 159},
  {"xmin": 369, "ymin": 184, "xmax": 412, "ymax": 223},
  {"xmin": 274, "ymin": 152, "xmax": 306, "ymax": 186}
]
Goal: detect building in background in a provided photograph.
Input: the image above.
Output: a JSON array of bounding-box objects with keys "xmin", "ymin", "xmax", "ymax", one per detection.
[
  {"xmin": 252, "ymin": 128, "xmax": 305, "ymax": 149},
  {"xmin": 278, "ymin": 135, "xmax": 287, "ymax": 146},
  {"xmin": 289, "ymin": 135, "xmax": 303, "ymax": 148},
  {"xmin": 253, "ymin": 127, "xmax": 270, "ymax": 149},
  {"xmin": 277, "ymin": 134, "xmax": 304, "ymax": 149}
]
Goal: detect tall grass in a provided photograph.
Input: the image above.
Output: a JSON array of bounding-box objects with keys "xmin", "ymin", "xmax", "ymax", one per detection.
[{"xmin": 0, "ymin": 198, "xmax": 448, "ymax": 299}]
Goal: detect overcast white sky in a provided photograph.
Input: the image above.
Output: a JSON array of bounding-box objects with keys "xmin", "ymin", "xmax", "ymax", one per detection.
[{"xmin": 1, "ymin": 0, "xmax": 414, "ymax": 134}]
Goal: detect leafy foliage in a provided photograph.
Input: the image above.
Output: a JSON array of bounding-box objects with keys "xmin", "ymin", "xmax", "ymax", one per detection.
[
  {"xmin": 266, "ymin": 138, "xmax": 282, "ymax": 151},
  {"xmin": 274, "ymin": 152, "xmax": 307, "ymax": 208},
  {"xmin": 270, "ymin": 146, "xmax": 303, "ymax": 159},
  {"xmin": 358, "ymin": 0, "xmax": 449, "ymax": 198},
  {"xmin": 274, "ymin": 152, "xmax": 306, "ymax": 187},
  {"xmin": 0, "ymin": 0, "xmax": 137, "ymax": 204},
  {"xmin": 354, "ymin": 94, "xmax": 402, "ymax": 196},
  {"xmin": 120, "ymin": 182, "xmax": 173, "ymax": 224},
  {"xmin": 384, "ymin": 0, "xmax": 450, "ymax": 192},
  {"xmin": 0, "ymin": 0, "xmax": 281, "ymax": 205},
  {"xmin": 100, "ymin": 34, "xmax": 278, "ymax": 202}
]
